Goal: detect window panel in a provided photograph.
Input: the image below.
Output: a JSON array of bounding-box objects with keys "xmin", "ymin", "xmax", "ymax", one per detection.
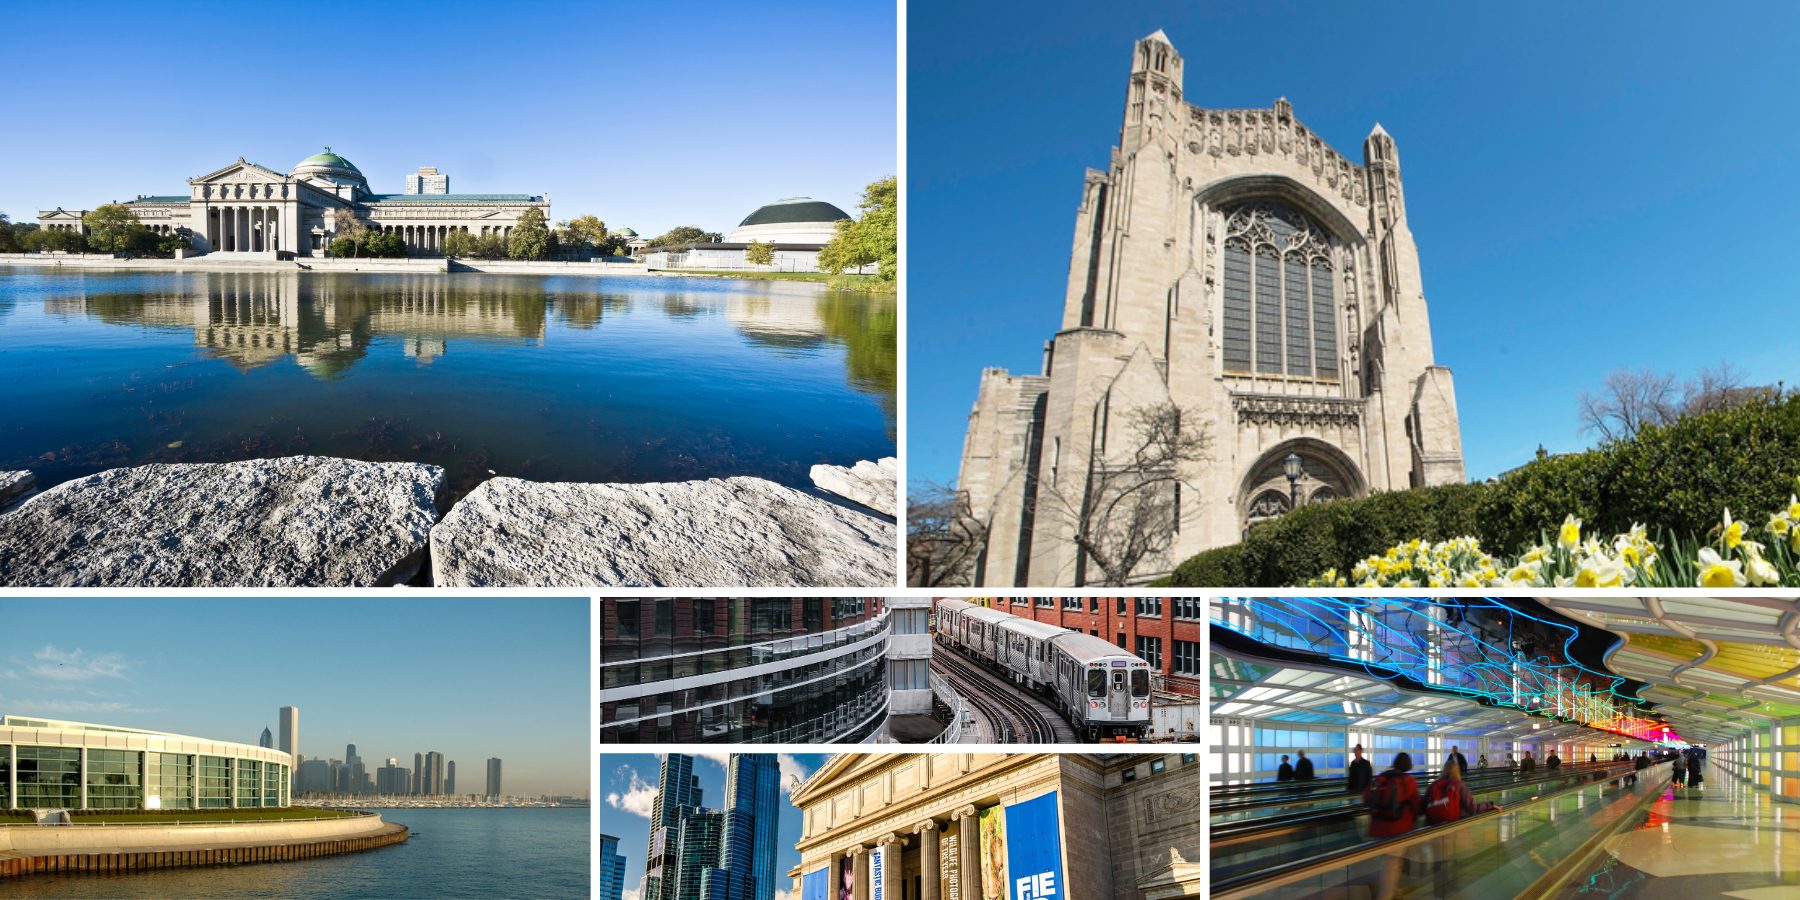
[
  {"xmin": 1253, "ymin": 249, "xmax": 1283, "ymax": 374},
  {"xmin": 1222, "ymin": 243, "xmax": 1253, "ymax": 372},
  {"xmin": 1283, "ymin": 255, "xmax": 1311, "ymax": 375},
  {"xmin": 1312, "ymin": 263, "xmax": 1338, "ymax": 378}
]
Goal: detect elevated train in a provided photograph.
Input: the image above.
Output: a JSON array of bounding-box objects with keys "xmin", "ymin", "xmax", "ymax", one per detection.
[{"xmin": 934, "ymin": 597, "xmax": 1152, "ymax": 740}]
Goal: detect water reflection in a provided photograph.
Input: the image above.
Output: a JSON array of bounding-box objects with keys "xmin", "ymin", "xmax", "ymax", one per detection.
[{"xmin": 3, "ymin": 268, "xmax": 896, "ymax": 506}]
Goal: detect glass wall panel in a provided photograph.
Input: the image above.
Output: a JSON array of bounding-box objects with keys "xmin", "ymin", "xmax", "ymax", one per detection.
[
  {"xmin": 199, "ymin": 755, "xmax": 231, "ymax": 808},
  {"xmin": 263, "ymin": 761, "xmax": 279, "ymax": 807},
  {"xmin": 149, "ymin": 752, "xmax": 193, "ymax": 809},
  {"xmin": 16, "ymin": 746, "xmax": 80, "ymax": 808},
  {"xmin": 0, "ymin": 747, "xmax": 9, "ymax": 809},
  {"xmin": 236, "ymin": 759, "xmax": 261, "ymax": 808},
  {"xmin": 85, "ymin": 748, "xmax": 141, "ymax": 809}
]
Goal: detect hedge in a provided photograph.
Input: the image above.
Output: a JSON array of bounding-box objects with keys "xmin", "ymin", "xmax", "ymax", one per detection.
[{"xmin": 1162, "ymin": 394, "xmax": 1800, "ymax": 587}]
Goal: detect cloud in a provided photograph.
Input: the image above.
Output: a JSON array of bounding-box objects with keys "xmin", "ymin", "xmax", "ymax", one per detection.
[
  {"xmin": 778, "ymin": 754, "xmax": 812, "ymax": 796},
  {"xmin": 10, "ymin": 644, "xmax": 128, "ymax": 683},
  {"xmin": 8, "ymin": 699, "xmax": 134, "ymax": 715},
  {"xmin": 693, "ymin": 751, "xmax": 732, "ymax": 767},
  {"xmin": 623, "ymin": 891, "xmax": 641, "ymax": 900},
  {"xmin": 605, "ymin": 770, "xmax": 657, "ymax": 819},
  {"xmin": 775, "ymin": 890, "xmax": 798, "ymax": 900}
]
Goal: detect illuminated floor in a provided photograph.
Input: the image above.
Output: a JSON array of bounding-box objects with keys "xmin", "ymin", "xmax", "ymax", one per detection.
[{"xmin": 1562, "ymin": 767, "xmax": 1800, "ymax": 898}]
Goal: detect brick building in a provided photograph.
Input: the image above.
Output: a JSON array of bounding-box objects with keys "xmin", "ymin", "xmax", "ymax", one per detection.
[{"xmin": 941, "ymin": 596, "xmax": 1204, "ymax": 696}]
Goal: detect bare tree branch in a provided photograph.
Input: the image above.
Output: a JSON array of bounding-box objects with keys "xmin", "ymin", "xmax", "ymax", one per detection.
[{"xmin": 906, "ymin": 481, "xmax": 988, "ymax": 587}]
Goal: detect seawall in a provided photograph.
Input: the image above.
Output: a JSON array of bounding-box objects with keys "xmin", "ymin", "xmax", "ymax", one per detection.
[
  {"xmin": 0, "ymin": 816, "xmax": 407, "ymax": 880},
  {"xmin": 0, "ymin": 252, "xmax": 653, "ymax": 276}
]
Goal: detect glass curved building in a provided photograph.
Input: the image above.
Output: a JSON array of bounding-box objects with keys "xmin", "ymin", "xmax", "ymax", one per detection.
[
  {"xmin": 1, "ymin": 716, "xmax": 292, "ymax": 810},
  {"xmin": 600, "ymin": 598, "xmax": 891, "ymax": 743}
]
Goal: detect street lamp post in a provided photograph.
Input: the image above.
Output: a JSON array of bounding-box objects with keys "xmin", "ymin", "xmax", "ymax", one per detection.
[{"xmin": 1283, "ymin": 452, "xmax": 1304, "ymax": 512}]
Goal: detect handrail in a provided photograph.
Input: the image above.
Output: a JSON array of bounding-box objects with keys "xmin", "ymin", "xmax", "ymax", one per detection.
[
  {"xmin": 1213, "ymin": 760, "xmax": 1624, "ymax": 813},
  {"xmin": 926, "ymin": 673, "xmax": 966, "ymax": 745},
  {"xmin": 1213, "ymin": 761, "xmax": 1647, "ymax": 898},
  {"xmin": 5, "ymin": 812, "xmax": 374, "ymax": 828},
  {"xmin": 1211, "ymin": 762, "xmax": 1636, "ymax": 841}
]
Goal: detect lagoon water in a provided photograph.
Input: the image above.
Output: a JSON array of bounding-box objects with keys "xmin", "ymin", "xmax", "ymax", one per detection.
[
  {"xmin": 0, "ymin": 807, "xmax": 589, "ymax": 899},
  {"xmin": 0, "ymin": 267, "xmax": 895, "ymax": 506}
]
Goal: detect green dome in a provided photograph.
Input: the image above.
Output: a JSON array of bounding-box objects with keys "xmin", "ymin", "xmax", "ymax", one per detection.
[{"xmin": 293, "ymin": 148, "xmax": 361, "ymax": 174}]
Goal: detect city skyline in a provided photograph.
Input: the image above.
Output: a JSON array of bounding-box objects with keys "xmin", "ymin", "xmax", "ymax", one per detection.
[
  {"xmin": 0, "ymin": 597, "xmax": 588, "ymax": 797},
  {"xmin": 0, "ymin": 1, "xmax": 895, "ymax": 240},
  {"xmin": 909, "ymin": 1, "xmax": 1800, "ymax": 489},
  {"xmin": 603, "ymin": 753, "xmax": 825, "ymax": 900}
]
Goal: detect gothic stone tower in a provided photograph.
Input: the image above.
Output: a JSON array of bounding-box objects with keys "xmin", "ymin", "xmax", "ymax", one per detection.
[{"xmin": 957, "ymin": 29, "xmax": 1465, "ymax": 586}]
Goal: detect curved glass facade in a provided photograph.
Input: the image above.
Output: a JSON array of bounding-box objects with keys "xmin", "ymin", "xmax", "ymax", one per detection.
[
  {"xmin": 601, "ymin": 598, "xmax": 892, "ymax": 744},
  {"xmin": 1, "ymin": 716, "xmax": 290, "ymax": 810}
]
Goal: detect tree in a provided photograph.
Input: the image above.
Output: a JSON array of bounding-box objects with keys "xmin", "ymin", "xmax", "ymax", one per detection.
[
  {"xmin": 1037, "ymin": 402, "xmax": 1211, "ymax": 586},
  {"xmin": 329, "ymin": 208, "xmax": 369, "ymax": 257},
  {"xmin": 0, "ymin": 213, "xmax": 17, "ymax": 253},
  {"xmin": 745, "ymin": 239, "xmax": 775, "ymax": 267},
  {"xmin": 906, "ymin": 482, "xmax": 988, "ymax": 587},
  {"xmin": 817, "ymin": 175, "xmax": 897, "ymax": 281},
  {"xmin": 1579, "ymin": 363, "xmax": 1778, "ymax": 441},
  {"xmin": 22, "ymin": 228, "xmax": 86, "ymax": 253},
  {"xmin": 82, "ymin": 203, "xmax": 141, "ymax": 254},
  {"xmin": 508, "ymin": 206, "xmax": 551, "ymax": 260},
  {"xmin": 442, "ymin": 229, "xmax": 477, "ymax": 258},
  {"xmin": 560, "ymin": 215, "xmax": 609, "ymax": 250},
  {"xmin": 473, "ymin": 233, "xmax": 509, "ymax": 259},
  {"xmin": 647, "ymin": 225, "xmax": 721, "ymax": 251}
]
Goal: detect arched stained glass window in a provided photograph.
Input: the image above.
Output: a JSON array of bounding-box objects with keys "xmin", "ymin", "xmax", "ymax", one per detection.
[{"xmin": 1221, "ymin": 201, "xmax": 1341, "ymax": 379}]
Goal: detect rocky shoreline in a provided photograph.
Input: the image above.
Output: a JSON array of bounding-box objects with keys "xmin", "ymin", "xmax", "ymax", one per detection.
[{"xmin": 0, "ymin": 455, "xmax": 896, "ymax": 587}]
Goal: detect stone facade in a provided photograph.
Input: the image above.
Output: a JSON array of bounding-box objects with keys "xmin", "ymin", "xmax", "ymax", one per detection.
[
  {"xmin": 39, "ymin": 148, "xmax": 547, "ymax": 259},
  {"xmin": 787, "ymin": 752, "xmax": 1200, "ymax": 900},
  {"xmin": 957, "ymin": 29, "xmax": 1465, "ymax": 586}
]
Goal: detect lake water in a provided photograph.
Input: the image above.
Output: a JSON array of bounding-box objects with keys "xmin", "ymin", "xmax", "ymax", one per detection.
[
  {"xmin": 0, "ymin": 807, "xmax": 589, "ymax": 899},
  {"xmin": 0, "ymin": 267, "xmax": 896, "ymax": 506}
]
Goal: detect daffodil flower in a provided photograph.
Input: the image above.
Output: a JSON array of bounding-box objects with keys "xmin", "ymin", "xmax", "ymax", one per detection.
[
  {"xmin": 1558, "ymin": 515, "xmax": 1582, "ymax": 550},
  {"xmin": 1723, "ymin": 509, "xmax": 1745, "ymax": 549},
  {"xmin": 1697, "ymin": 547, "xmax": 1747, "ymax": 588}
]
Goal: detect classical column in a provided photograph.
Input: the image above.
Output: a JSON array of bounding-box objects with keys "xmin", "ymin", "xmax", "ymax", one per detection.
[
  {"xmin": 877, "ymin": 833, "xmax": 902, "ymax": 900},
  {"xmin": 956, "ymin": 806, "xmax": 980, "ymax": 900},
  {"xmin": 253, "ymin": 207, "xmax": 262, "ymax": 252},
  {"xmin": 916, "ymin": 820, "xmax": 941, "ymax": 900},
  {"xmin": 852, "ymin": 846, "xmax": 870, "ymax": 900}
]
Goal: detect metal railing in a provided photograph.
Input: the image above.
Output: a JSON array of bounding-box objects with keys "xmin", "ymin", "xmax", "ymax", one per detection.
[{"xmin": 926, "ymin": 673, "xmax": 967, "ymax": 745}]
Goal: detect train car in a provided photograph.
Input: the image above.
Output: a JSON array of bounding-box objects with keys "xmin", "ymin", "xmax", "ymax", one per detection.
[
  {"xmin": 963, "ymin": 606, "xmax": 1012, "ymax": 662},
  {"xmin": 994, "ymin": 616, "xmax": 1068, "ymax": 691},
  {"xmin": 934, "ymin": 598, "xmax": 980, "ymax": 651},
  {"xmin": 1049, "ymin": 631, "xmax": 1153, "ymax": 740}
]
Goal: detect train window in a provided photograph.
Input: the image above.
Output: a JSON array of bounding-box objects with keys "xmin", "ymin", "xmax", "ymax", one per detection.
[
  {"xmin": 1131, "ymin": 669, "xmax": 1150, "ymax": 697},
  {"xmin": 1111, "ymin": 671, "xmax": 1126, "ymax": 694},
  {"xmin": 1088, "ymin": 668, "xmax": 1106, "ymax": 697},
  {"xmin": 1037, "ymin": 642, "xmax": 1045, "ymax": 661}
]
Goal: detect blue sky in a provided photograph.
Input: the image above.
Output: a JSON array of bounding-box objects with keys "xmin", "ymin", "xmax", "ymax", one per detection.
[
  {"xmin": 907, "ymin": 1, "xmax": 1800, "ymax": 488},
  {"xmin": 601, "ymin": 752, "xmax": 826, "ymax": 900},
  {"xmin": 0, "ymin": 0, "xmax": 894, "ymax": 238},
  {"xmin": 0, "ymin": 597, "xmax": 590, "ymax": 797}
]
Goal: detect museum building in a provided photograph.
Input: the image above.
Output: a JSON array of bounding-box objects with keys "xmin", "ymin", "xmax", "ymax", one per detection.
[
  {"xmin": 641, "ymin": 197, "xmax": 862, "ymax": 273},
  {"xmin": 957, "ymin": 30, "xmax": 1466, "ymax": 586},
  {"xmin": 0, "ymin": 715, "xmax": 292, "ymax": 810},
  {"xmin": 599, "ymin": 598, "xmax": 895, "ymax": 743},
  {"xmin": 37, "ymin": 148, "xmax": 549, "ymax": 258},
  {"xmin": 788, "ymin": 752, "xmax": 1201, "ymax": 900}
]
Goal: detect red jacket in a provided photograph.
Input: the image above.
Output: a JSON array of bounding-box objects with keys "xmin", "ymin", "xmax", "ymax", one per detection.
[{"xmin": 1365, "ymin": 772, "xmax": 1422, "ymax": 838}]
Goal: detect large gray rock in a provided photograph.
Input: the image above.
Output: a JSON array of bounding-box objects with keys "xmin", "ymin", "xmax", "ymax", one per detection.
[
  {"xmin": 0, "ymin": 456, "xmax": 443, "ymax": 587},
  {"xmin": 809, "ymin": 457, "xmax": 897, "ymax": 518},
  {"xmin": 432, "ymin": 475, "xmax": 896, "ymax": 587},
  {"xmin": 0, "ymin": 470, "xmax": 34, "ymax": 509}
]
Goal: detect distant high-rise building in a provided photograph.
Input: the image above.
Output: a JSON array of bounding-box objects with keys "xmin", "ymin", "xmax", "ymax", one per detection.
[
  {"xmin": 487, "ymin": 757, "xmax": 503, "ymax": 800},
  {"xmin": 259, "ymin": 726, "xmax": 273, "ymax": 748},
  {"xmin": 722, "ymin": 755, "xmax": 780, "ymax": 900},
  {"xmin": 279, "ymin": 706, "xmax": 299, "ymax": 768},
  {"xmin": 447, "ymin": 760, "xmax": 456, "ymax": 796},
  {"xmin": 376, "ymin": 759, "xmax": 411, "ymax": 796},
  {"xmin": 413, "ymin": 752, "xmax": 425, "ymax": 796},
  {"xmin": 600, "ymin": 833, "xmax": 628, "ymax": 900},
  {"xmin": 404, "ymin": 166, "xmax": 449, "ymax": 195},
  {"xmin": 425, "ymin": 751, "xmax": 446, "ymax": 796},
  {"xmin": 646, "ymin": 754, "xmax": 702, "ymax": 900},
  {"xmin": 296, "ymin": 758, "xmax": 330, "ymax": 795}
]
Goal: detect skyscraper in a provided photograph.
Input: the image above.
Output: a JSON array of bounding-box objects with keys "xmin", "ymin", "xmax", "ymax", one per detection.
[
  {"xmin": 721, "ymin": 755, "xmax": 780, "ymax": 900},
  {"xmin": 671, "ymin": 808, "xmax": 726, "ymax": 900},
  {"xmin": 447, "ymin": 760, "xmax": 456, "ymax": 796},
  {"xmin": 646, "ymin": 754, "xmax": 702, "ymax": 900},
  {"xmin": 376, "ymin": 758, "xmax": 411, "ymax": 796},
  {"xmin": 413, "ymin": 752, "xmax": 425, "ymax": 796},
  {"xmin": 426, "ymin": 751, "xmax": 446, "ymax": 796},
  {"xmin": 259, "ymin": 726, "xmax": 273, "ymax": 749},
  {"xmin": 600, "ymin": 833, "xmax": 628, "ymax": 900},
  {"xmin": 487, "ymin": 757, "xmax": 503, "ymax": 801},
  {"xmin": 279, "ymin": 706, "xmax": 299, "ymax": 767}
]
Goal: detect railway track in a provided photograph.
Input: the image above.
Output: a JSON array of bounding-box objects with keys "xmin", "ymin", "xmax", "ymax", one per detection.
[{"xmin": 932, "ymin": 644, "xmax": 1079, "ymax": 743}]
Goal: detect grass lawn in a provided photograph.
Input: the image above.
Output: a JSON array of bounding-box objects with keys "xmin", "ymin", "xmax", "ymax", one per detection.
[
  {"xmin": 65, "ymin": 807, "xmax": 363, "ymax": 824},
  {"xmin": 1, "ymin": 811, "xmax": 34, "ymax": 824}
]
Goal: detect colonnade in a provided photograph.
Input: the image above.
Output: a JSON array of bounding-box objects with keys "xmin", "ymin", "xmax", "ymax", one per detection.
[
  {"xmin": 208, "ymin": 206, "xmax": 281, "ymax": 253},
  {"xmin": 45, "ymin": 223, "xmax": 83, "ymax": 233},
  {"xmin": 380, "ymin": 223, "xmax": 513, "ymax": 255},
  {"xmin": 819, "ymin": 805, "xmax": 984, "ymax": 900}
]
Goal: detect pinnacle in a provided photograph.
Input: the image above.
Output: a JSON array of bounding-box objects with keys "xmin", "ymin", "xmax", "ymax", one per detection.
[
  {"xmin": 1368, "ymin": 122, "xmax": 1391, "ymax": 139},
  {"xmin": 1143, "ymin": 28, "xmax": 1171, "ymax": 44}
]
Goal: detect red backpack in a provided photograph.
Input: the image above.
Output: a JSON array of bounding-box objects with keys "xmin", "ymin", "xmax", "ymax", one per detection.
[{"xmin": 1424, "ymin": 777, "xmax": 1462, "ymax": 824}]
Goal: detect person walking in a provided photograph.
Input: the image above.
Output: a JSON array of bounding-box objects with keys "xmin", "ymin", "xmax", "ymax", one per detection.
[
  {"xmin": 1520, "ymin": 751, "xmax": 1536, "ymax": 775},
  {"xmin": 1671, "ymin": 752, "xmax": 1687, "ymax": 787},
  {"xmin": 1505, "ymin": 753, "xmax": 1517, "ymax": 770},
  {"xmin": 1295, "ymin": 750, "xmax": 1316, "ymax": 781},
  {"xmin": 1545, "ymin": 750, "xmax": 1561, "ymax": 771},
  {"xmin": 1628, "ymin": 750, "xmax": 1648, "ymax": 786},
  {"xmin": 1347, "ymin": 744, "xmax": 1374, "ymax": 794},
  {"xmin": 1277, "ymin": 754, "xmax": 1295, "ymax": 782},
  {"xmin": 1422, "ymin": 757, "xmax": 1498, "ymax": 896},
  {"xmin": 1447, "ymin": 746, "xmax": 1469, "ymax": 776},
  {"xmin": 1589, "ymin": 753, "xmax": 1598, "ymax": 764},
  {"xmin": 1366, "ymin": 752, "xmax": 1423, "ymax": 900},
  {"xmin": 1477, "ymin": 754, "xmax": 1489, "ymax": 771},
  {"xmin": 1687, "ymin": 751, "xmax": 1704, "ymax": 789}
]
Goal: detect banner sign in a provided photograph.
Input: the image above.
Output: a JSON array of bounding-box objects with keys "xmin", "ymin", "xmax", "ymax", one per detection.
[
  {"xmin": 1003, "ymin": 792, "xmax": 1064, "ymax": 900},
  {"xmin": 802, "ymin": 868, "xmax": 829, "ymax": 900},
  {"xmin": 979, "ymin": 806, "xmax": 1007, "ymax": 900},
  {"xmin": 871, "ymin": 845, "xmax": 886, "ymax": 900},
  {"xmin": 841, "ymin": 856, "xmax": 854, "ymax": 900},
  {"xmin": 940, "ymin": 825, "xmax": 962, "ymax": 900}
]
